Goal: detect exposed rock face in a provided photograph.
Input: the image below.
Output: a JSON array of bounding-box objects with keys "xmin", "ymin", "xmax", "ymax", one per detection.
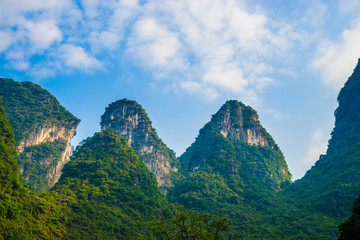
[
  {"xmin": 19, "ymin": 123, "xmax": 78, "ymax": 189},
  {"xmin": 210, "ymin": 100, "xmax": 276, "ymax": 148},
  {"xmin": 16, "ymin": 124, "xmax": 77, "ymax": 153},
  {"xmin": 100, "ymin": 99, "xmax": 179, "ymax": 187},
  {"xmin": 0, "ymin": 78, "xmax": 80, "ymax": 192},
  {"xmin": 16, "ymin": 122, "xmax": 79, "ymax": 192},
  {"xmin": 179, "ymin": 100, "xmax": 290, "ymax": 191}
]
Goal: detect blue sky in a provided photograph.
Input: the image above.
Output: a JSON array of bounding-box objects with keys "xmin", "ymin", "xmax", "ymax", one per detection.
[{"xmin": 1, "ymin": 0, "xmax": 360, "ymax": 179}]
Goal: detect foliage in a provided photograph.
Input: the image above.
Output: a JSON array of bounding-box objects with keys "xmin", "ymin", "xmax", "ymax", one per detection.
[
  {"xmin": 100, "ymin": 98, "xmax": 180, "ymax": 170},
  {"xmin": 17, "ymin": 140, "xmax": 67, "ymax": 193},
  {"xmin": 51, "ymin": 129, "xmax": 170, "ymax": 239},
  {"xmin": 0, "ymin": 78, "xmax": 79, "ymax": 143},
  {"xmin": 283, "ymin": 59, "xmax": 360, "ymax": 223},
  {"xmin": 0, "ymin": 98, "xmax": 22, "ymax": 195},
  {"xmin": 338, "ymin": 195, "xmax": 360, "ymax": 239},
  {"xmin": 0, "ymin": 78, "xmax": 80, "ymax": 193},
  {"xmin": 0, "ymin": 99, "xmax": 67, "ymax": 239},
  {"xmin": 151, "ymin": 205, "xmax": 231, "ymax": 240},
  {"xmin": 168, "ymin": 100, "xmax": 343, "ymax": 239}
]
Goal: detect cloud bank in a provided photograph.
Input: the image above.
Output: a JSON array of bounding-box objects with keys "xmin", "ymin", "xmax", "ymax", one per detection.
[{"xmin": 0, "ymin": 0, "xmax": 357, "ymax": 104}]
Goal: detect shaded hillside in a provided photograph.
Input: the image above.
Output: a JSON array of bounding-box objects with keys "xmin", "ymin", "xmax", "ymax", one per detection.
[
  {"xmin": 167, "ymin": 100, "xmax": 326, "ymax": 239},
  {"xmin": 51, "ymin": 129, "xmax": 170, "ymax": 239},
  {"xmin": 338, "ymin": 195, "xmax": 360, "ymax": 239},
  {"xmin": 0, "ymin": 78, "xmax": 80, "ymax": 192},
  {"xmin": 284, "ymin": 59, "xmax": 360, "ymax": 219},
  {"xmin": 0, "ymin": 100, "xmax": 67, "ymax": 239},
  {"xmin": 101, "ymin": 99, "xmax": 179, "ymax": 187}
]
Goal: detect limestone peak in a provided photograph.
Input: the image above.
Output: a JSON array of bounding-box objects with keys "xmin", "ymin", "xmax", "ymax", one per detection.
[
  {"xmin": 208, "ymin": 100, "xmax": 276, "ymax": 148},
  {"xmin": 100, "ymin": 99, "xmax": 179, "ymax": 187}
]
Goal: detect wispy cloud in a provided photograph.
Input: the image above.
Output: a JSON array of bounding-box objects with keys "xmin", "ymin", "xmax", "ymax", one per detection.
[
  {"xmin": 312, "ymin": 22, "xmax": 360, "ymax": 91},
  {"xmin": 126, "ymin": 17, "xmax": 187, "ymax": 75},
  {"xmin": 123, "ymin": 0, "xmax": 299, "ymax": 104},
  {"xmin": 60, "ymin": 44, "xmax": 102, "ymax": 69},
  {"xmin": 24, "ymin": 20, "xmax": 62, "ymax": 51},
  {"xmin": 0, "ymin": 0, "xmax": 339, "ymax": 103},
  {"xmin": 303, "ymin": 129, "xmax": 328, "ymax": 166},
  {"xmin": 263, "ymin": 109, "xmax": 290, "ymax": 121}
]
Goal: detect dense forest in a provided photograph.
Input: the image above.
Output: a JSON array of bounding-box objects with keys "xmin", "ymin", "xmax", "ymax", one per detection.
[
  {"xmin": 1, "ymin": 59, "xmax": 360, "ymax": 239},
  {"xmin": 0, "ymin": 78, "xmax": 80, "ymax": 193}
]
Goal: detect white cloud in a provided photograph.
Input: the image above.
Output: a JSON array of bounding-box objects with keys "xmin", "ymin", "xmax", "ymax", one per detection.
[
  {"xmin": 0, "ymin": 0, "xmax": 302, "ymax": 98},
  {"xmin": 263, "ymin": 109, "xmax": 290, "ymax": 121},
  {"xmin": 300, "ymin": 2, "xmax": 328, "ymax": 28},
  {"xmin": 127, "ymin": 17, "xmax": 186, "ymax": 72},
  {"xmin": 179, "ymin": 81, "xmax": 202, "ymax": 94},
  {"xmin": 0, "ymin": 31, "xmax": 13, "ymax": 53},
  {"xmin": 124, "ymin": 0, "xmax": 297, "ymax": 103},
  {"xmin": 89, "ymin": 31, "xmax": 121, "ymax": 52},
  {"xmin": 6, "ymin": 60, "xmax": 30, "ymax": 71},
  {"xmin": 203, "ymin": 64, "xmax": 248, "ymax": 93},
  {"xmin": 24, "ymin": 20, "xmax": 62, "ymax": 51},
  {"xmin": 339, "ymin": 0, "xmax": 360, "ymax": 12},
  {"xmin": 303, "ymin": 129, "xmax": 328, "ymax": 166},
  {"xmin": 313, "ymin": 22, "xmax": 360, "ymax": 91},
  {"xmin": 60, "ymin": 44, "xmax": 102, "ymax": 70}
]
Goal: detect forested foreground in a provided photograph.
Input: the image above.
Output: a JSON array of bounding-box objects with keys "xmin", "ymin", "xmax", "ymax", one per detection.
[
  {"xmin": 0, "ymin": 99, "xmax": 356, "ymax": 240},
  {"xmin": 2, "ymin": 59, "xmax": 360, "ymax": 239}
]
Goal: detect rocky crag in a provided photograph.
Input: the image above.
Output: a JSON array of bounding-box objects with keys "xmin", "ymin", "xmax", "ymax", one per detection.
[
  {"xmin": 179, "ymin": 100, "xmax": 291, "ymax": 190},
  {"xmin": 0, "ymin": 78, "xmax": 80, "ymax": 192},
  {"xmin": 100, "ymin": 99, "xmax": 179, "ymax": 186},
  {"xmin": 210, "ymin": 100, "xmax": 276, "ymax": 148}
]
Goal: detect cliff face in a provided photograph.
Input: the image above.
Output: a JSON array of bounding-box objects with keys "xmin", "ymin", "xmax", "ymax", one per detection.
[
  {"xmin": 16, "ymin": 124, "xmax": 77, "ymax": 153},
  {"xmin": 179, "ymin": 100, "xmax": 290, "ymax": 191},
  {"xmin": 100, "ymin": 99, "xmax": 179, "ymax": 187},
  {"xmin": 0, "ymin": 78, "xmax": 80, "ymax": 192},
  {"xmin": 210, "ymin": 100, "xmax": 276, "ymax": 148},
  {"xmin": 168, "ymin": 100, "xmax": 294, "ymax": 238},
  {"xmin": 17, "ymin": 123, "xmax": 78, "ymax": 190},
  {"xmin": 51, "ymin": 129, "xmax": 169, "ymax": 239}
]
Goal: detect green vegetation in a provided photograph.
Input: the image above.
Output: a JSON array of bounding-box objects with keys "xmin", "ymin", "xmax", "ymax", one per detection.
[
  {"xmin": 2, "ymin": 58, "xmax": 360, "ymax": 239},
  {"xmin": 0, "ymin": 78, "xmax": 79, "ymax": 143},
  {"xmin": 151, "ymin": 205, "xmax": 231, "ymax": 240},
  {"xmin": 51, "ymin": 129, "xmax": 170, "ymax": 239},
  {"xmin": 101, "ymin": 99, "xmax": 180, "ymax": 170},
  {"xmin": 167, "ymin": 100, "xmax": 342, "ymax": 239},
  {"xmin": 338, "ymin": 195, "xmax": 360, "ymax": 239},
  {"xmin": 283, "ymin": 59, "xmax": 360, "ymax": 222},
  {"xmin": 17, "ymin": 140, "xmax": 67, "ymax": 193},
  {"xmin": 0, "ymin": 78, "xmax": 80, "ymax": 192},
  {"xmin": 0, "ymin": 98, "xmax": 22, "ymax": 195},
  {"xmin": 0, "ymin": 99, "xmax": 67, "ymax": 239}
]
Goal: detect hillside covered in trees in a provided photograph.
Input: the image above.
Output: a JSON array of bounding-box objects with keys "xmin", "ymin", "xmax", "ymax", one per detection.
[{"xmin": 1, "ymin": 58, "xmax": 360, "ymax": 239}]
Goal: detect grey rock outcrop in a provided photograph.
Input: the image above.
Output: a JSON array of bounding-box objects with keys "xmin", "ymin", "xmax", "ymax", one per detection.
[
  {"xmin": 100, "ymin": 99, "xmax": 179, "ymax": 187},
  {"xmin": 17, "ymin": 122, "xmax": 78, "ymax": 190},
  {"xmin": 210, "ymin": 100, "xmax": 276, "ymax": 147},
  {"xmin": 0, "ymin": 78, "xmax": 80, "ymax": 192}
]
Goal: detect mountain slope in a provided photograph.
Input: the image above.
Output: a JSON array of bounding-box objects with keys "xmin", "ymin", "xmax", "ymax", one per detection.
[
  {"xmin": 0, "ymin": 100, "xmax": 67, "ymax": 239},
  {"xmin": 51, "ymin": 129, "xmax": 169, "ymax": 239},
  {"xmin": 168, "ymin": 100, "xmax": 302, "ymax": 239},
  {"xmin": 179, "ymin": 100, "xmax": 291, "ymax": 192},
  {"xmin": 338, "ymin": 195, "xmax": 360, "ymax": 239},
  {"xmin": 100, "ymin": 99, "xmax": 179, "ymax": 186},
  {"xmin": 284, "ymin": 59, "xmax": 360, "ymax": 219},
  {"xmin": 0, "ymin": 78, "xmax": 80, "ymax": 192}
]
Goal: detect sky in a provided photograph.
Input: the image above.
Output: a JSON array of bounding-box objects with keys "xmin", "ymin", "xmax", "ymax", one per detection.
[{"xmin": 1, "ymin": 0, "xmax": 360, "ymax": 180}]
